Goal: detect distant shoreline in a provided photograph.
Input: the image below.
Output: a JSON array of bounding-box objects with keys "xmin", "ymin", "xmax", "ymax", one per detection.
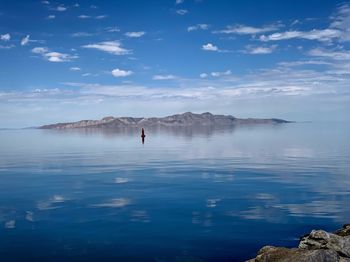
[{"xmin": 38, "ymin": 112, "xmax": 292, "ymax": 130}]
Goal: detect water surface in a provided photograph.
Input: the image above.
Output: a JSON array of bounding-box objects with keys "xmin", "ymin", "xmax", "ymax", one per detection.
[{"xmin": 0, "ymin": 123, "xmax": 349, "ymax": 261}]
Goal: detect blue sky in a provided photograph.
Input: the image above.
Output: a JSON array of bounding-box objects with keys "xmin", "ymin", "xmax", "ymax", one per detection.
[{"xmin": 1, "ymin": 0, "xmax": 350, "ymax": 127}]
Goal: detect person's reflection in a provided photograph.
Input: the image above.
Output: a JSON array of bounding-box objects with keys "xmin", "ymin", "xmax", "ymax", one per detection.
[{"xmin": 141, "ymin": 128, "xmax": 146, "ymax": 144}]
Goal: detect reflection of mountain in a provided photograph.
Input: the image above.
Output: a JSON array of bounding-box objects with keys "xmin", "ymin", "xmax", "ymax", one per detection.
[
  {"xmin": 41, "ymin": 125, "xmax": 238, "ymax": 138},
  {"xmin": 40, "ymin": 112, "xmax": 291, "ymax": 130}
]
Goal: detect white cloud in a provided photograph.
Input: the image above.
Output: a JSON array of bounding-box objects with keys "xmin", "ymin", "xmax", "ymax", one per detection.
[
  {"xmin": 21, "ymin": 35, "xmax": 30, "ymax": 46},
  {"xmin": 71, "ymin": 32, "xmax": 93, "ymax": 37},
  {"xmin": 125, "ymin": 31, "xmax": 145, "ymax": 38},
  {"xmin": 60, "ymin": 67, "xmax": 332, "ymax": 101},
  {"xmin": 31, "ymin": 47, "xmax": 49, "ymax": 54},
  {"xmin": 176, "ymin": 9, "xmax": 188, "ymax": 15},
  {"xmin": 41, "ymin": 0, "xmax": 49, "ymax": 4},
  {"xmin": 56, "ymin": 5, "xmax": 67, "ymax": 11},
  {"xmin": 202, "ymin": 43, "xmax": 218, "ymax": 51},
  {"xmin": 3, "ymin": 59, "xmax": 350, "ymax": 127},
  {"xmin": 251, "ymin": 3, "xmax": 347, "ymax": 44},
  {"xmin": 214, "ymin": 24, "xmax": 282, "ymax": 34},
  {"xmin": 78, "ymin": 15, "xmax": 91, "ymax": 19},
  {"xmin": 106, "ymin": 27, "xmax": 120, "ymax": 32},
  {"xmin": 153, "ymin": 74, "xmax": 176, "ymax": 80},
  {"xmin": 78, "ymin": 14, "xmax": 108, "ymax": 19},
  {"xmin": 0, "ymin": 33, "xmax": 10, "ymax": 41},
  {"xmin": 90, "ymin": 5, "xmax": 98, "ymax": 9},
  {"xmin": 200, "ymin": 73, "xmax": 208, "ymax": 78},
  {"xmin": 245, "ymin": 45, "xmax": 277, "ymax": 54},
  {"xmin": 188, "ymin": 24, "xmax": 209, "ymax": 32},
  {"xmin": 11, "ymin": 69, "xmax": 346, "ymax": 105},
  {"xmin": 31, "ymin": 47, "xmax": 77, "ymax": 62},
  {"xmin": 111, "ymin": 68, "xmax": 133, "ymax": 77},
  {"xmin": 82, "ymin": 41, "xmax": 131, "ymax": 55},
  {"xmin": 291, "ymin": 19, "xmax": 301, "ymax": 26},
  {"xmin": 260, "ymin": 29, "xmax": 341, "ymax": 42},
  {"xmin": 2, "ymin": 57, "xmax": 350, "ymax": 128},
  {"xmin": 211, "ymin": 70, "xmax": 231, "ymax": 77},
  {"xmin": 0, "ymin": 44, "xmax": 15, "ymax": 49},
  {"xmin": 47, "ymin": 15, "xmax": 55, "ymax": 19},
  {"xmin": 278, "ymin": 60, "xmax": 331, "ymax": 67},
  {"xmin": 95, "ymin": 15, "xmax": 108, "ymax": 19},
  {"xmin": 70, "ymin": 67, "xmax": 81, "ymax": 71},
  {"xmin": 175, "ymin": 0, "xmax": 184, "ymax": 4},
  {"xmin": 82, "ymin": 73, "xmax": 91, "ymax": 77},
  {"xmin": 330, "ymin": 3, "xmax": 350, "ymax": 41},
  {"xmin": 45, "ymin": 52, "xmax": 77, "ymax": 62},
  {"xmin": 308, "ymin": 48, "xmax": 350, "ymax": 60}
]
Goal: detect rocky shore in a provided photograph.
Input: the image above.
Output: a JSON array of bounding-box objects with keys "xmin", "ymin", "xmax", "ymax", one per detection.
[{"xmin": 247, "ymin": 224, "xmax": 350, "ymax": 262}]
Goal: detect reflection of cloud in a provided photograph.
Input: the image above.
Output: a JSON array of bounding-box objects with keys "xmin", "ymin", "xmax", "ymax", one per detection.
[
  {"xmin": 201, "ymin": 172, "xmax": 235, "ymax": 183},
  {"xmin": 130, "ymin": 210, "xmax": 150, "ymax": 223},
  {"xmin": 5, "ymin": 220, "xmax": 15, "ymax": 229},
  {"xmin": 52, "ymin": 195, "xmax": 65, "ymax": 202},
  {"xmin": 25, "ymin": 211, "xmax": 34, "ymax": 222},
  {"xmin": 238, "ymin": 206, "xmax": 267, "ymax": 220},
  {"xmin": 201, "ymin": 172, "xmax": 210, "ymax": 179},
  {"xmin": 92, "ymin": 198, "xmax": 131, "ymax": 208},
  {"xmin": 274, "ymin": 200, "xmax": 341, "ymax": 218},
  {"xmin": 37, "ymin": 195, "xmax": 66, "ymax": 210},
  {"xmin": 213, "ymin": 174, "xmax": 234, "ymax": 183},
  {"xmin": 114, "ymin": 177, "xmax": 129, "ymax": 184},
  {"xmin": 234, "ymin": 198, "xmax": 345, "ymax": 223},
  {"xmin": 283, "ymin": 147, "xmax": 314, "ymax": 158},
  {"xmin": 232, "ymin": 205, "xmax": 287, "ymax": 223},
  {"xmin": 255, "ymin": 193, "xmax": 276, "ymax": 200},
  {"xmin": 37, "ymin": 202, "xmax": 55, "ymax": 210},
  {"xmin": 201, "ymin": 172, "xmax": 234, "ymax": 183},
  {"xmin": 192, "ymin": 211, "xmax": 201, "ymax": 224},
  {"xmin": 192, "ymin": 211, "xmax": 212, "ymax": 227},
  {"xmin": 206, "ymin": 198, "xmax": 221, "ymax": 208}
]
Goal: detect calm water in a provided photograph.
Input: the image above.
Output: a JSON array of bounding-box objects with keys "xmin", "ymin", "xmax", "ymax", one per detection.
[{"xmin": 0, "ymin": 123, "xmax": 349, "ymax": 261}]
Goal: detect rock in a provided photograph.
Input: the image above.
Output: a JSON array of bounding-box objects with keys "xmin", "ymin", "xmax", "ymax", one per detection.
[
  {"xmin": 299, "ymin": 230, "xmax": 350, "ymax": 258},
  {"xmin": 247, "ymin": 224, "xmax": 350, "ymax": 262},
  {"xmin": 248, "ymin": 245, "xmax": 341, "ymax": 262},
  {"xmin": 335, "ymin": 224, "xmax": 350, "ymax": 237}
]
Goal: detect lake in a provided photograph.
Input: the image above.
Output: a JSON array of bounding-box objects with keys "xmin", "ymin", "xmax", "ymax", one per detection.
[{"xmin": 0, "ymin": 123, "xmax": 349, "ymax": 261}]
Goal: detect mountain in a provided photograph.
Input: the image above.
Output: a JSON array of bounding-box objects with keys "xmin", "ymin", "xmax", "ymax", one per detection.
[{"xmin": 39, "ymin": 112, "xmax": 291, "ymax": 129}]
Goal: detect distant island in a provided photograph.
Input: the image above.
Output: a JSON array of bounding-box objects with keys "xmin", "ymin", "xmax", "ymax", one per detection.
[{"xmin": 39, "ymin": 112, "xmax": 291, "ymax": 129}]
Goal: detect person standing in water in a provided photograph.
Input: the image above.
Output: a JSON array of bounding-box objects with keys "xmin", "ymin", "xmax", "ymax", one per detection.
[{"xmin": 141, "ymin": 128, "xmax": 146, "ymax": 144}]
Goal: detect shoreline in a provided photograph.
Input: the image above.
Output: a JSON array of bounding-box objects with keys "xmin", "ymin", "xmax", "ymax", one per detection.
[{"xmin": 247, "ymin": 224, "xmax": 350, "ymax": 261}]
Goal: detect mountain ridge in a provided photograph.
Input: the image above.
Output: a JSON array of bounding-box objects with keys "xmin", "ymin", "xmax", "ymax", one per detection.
[{"xmin": 39, "ymin": 112, "xmax": 291, "ymax": 129}]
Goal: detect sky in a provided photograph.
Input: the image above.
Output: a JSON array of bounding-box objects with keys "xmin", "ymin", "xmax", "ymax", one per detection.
[{"xmin": 1, "ymin": 0, "xmax": 350, "ymax": 127}]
